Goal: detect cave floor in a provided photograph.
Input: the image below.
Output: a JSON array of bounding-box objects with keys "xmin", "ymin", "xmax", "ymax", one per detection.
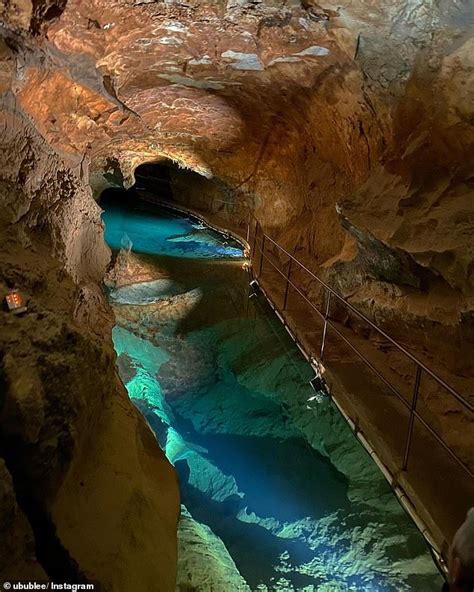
[{"xmin": 102, "ymin": 195, "xmax": 443, "ymax": 591}]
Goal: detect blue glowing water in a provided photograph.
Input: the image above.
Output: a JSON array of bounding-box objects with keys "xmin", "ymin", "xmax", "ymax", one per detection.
[
  {"xmin": 103, "ymin": 196, "xmax": 442, "ymax": 592},
  {"xmin": 102, "ymin": 196, "xmax": 243, "ymax": 259}
]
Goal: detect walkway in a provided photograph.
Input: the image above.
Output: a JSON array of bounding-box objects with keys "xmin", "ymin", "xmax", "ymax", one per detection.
[
  {"xmin": 247, "ymin": 216, "xmax": 473, "ymax": 559},
  {"xmin": 137, "ymin": 189, "xmax": 474, "ymax": 563}
]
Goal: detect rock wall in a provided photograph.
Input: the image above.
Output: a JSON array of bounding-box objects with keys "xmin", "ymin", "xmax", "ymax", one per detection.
[
  {"xmin": 15, "ymin": 0, "xmax": 468, "ymax": 375},
  {"xmin": 0, "ymin": 0, "xmax": 472, "ymax": 581},
  {"xmin": 0, "ymin": 11, "xmax": 180, "ymax": 589}
]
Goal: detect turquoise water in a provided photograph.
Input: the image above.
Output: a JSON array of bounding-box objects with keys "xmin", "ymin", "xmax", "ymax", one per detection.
[
  {"xmin": 102, "ymin": 193, "xmax": 442, "ymax": 592},
  {"xmin": 102, "ymin": 194, "xmax": 243, "ymax": 259}
]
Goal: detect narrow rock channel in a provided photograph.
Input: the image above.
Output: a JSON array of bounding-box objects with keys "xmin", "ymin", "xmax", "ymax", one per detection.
[{"xmin": 101, "ymin": 191, "xmax": 442, "ymax": 591}]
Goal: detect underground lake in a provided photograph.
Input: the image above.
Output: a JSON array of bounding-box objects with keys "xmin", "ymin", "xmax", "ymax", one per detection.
[{"xmin": 101, "ymin": 190, "xmax": 443, "ymax": 592}]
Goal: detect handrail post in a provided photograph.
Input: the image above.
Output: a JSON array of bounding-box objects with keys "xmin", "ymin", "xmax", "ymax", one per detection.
[
  {"xmin": 282, "ymin": 256, "xmax": 293, "ymax": 311},
  {"xmin": 251, "ymin": 220, "xmax": 259, "ymax": 259},
  {"xmin": 402, "ymin": 365, "xmax": 423, "ymax": 471},
  {"xmin": 259, "ymin": 233, "xmax": 266, "ymax": 276},
  {"xmin": 320, "ymin": 290, "xmax": 332, "ymax": 360}
]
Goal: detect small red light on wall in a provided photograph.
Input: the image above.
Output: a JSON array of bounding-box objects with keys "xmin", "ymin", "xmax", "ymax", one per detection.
[{"xmin": 4, "ymin": 290, "xmax": 27, "ymax": 315}]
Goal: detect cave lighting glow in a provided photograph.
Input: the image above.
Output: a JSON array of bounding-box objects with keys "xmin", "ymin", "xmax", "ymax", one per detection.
[
  {"xmin": 103, "ymin": 197, "xmax": 443, "ymax": 592},
  {"xmin": 102, "ymin": 198, "xmax": 244, "ymax": 259}
]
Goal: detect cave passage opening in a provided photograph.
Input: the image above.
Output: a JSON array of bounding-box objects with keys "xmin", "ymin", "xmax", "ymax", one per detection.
[
  {"xmin": 134, "ymin": 162, "xmax": 173, "ymax": 201},
  {"xmin": 98, "ymin": 172, "xmax": 444, "ymax": 591},
  {"xmin": 132, "ymin": 160, "xmax": 243, "ymax": 227}
]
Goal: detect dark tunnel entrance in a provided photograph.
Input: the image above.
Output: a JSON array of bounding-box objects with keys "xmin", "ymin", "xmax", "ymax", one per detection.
[
  {"xmin": 99, "ymin": 160, "xmax": 178, "ymax": 211},
  {"xmin": 134, "ymin": 162, "xmax": 174, "ymax": 200},
  {"xmin": 99, "ymin": 159, "xmax": 243, "ymax": 235}
]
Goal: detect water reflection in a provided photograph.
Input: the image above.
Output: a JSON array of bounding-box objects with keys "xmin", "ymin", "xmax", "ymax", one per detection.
[
  {"xmin": 102, "ymin": 194, "xmax": 442, "ymax": 592},
  {"xmin": 102, "ymin": 193, "xmax": 243, "ymax": 259}
]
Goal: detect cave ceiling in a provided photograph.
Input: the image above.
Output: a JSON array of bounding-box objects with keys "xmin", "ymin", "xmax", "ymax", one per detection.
[
  {"xmin": 1, "ymin": 0, "xmax": 473, "ymax": 294},
  {"xmin": 6, "ymin": 0, "xmax": 451, "ymax": 176}
]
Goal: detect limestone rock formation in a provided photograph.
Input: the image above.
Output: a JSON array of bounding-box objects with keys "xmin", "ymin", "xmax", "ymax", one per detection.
[
  {"xmin": 0, "ymin": 0, "xmax": 472, "ymax": 587},
  {"xmin": 0, "ymin": 459, "xmax": 47, "ymax": 581},
  {"xmin": 177, "ymin": 506, "xmax": 251, "ymax": 591},
  {"xmin": 16, "ymin": 0, "xmax": 468, "ymax": 375},
  {"xmin": 0, "ymin": 5, "xmax": 180, "ymax": 588}
]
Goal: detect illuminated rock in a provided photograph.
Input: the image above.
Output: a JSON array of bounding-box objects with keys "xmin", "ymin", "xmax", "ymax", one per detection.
[{"xmin": 0, "ymin": 0, "xmax": 471, "ymax": 588}]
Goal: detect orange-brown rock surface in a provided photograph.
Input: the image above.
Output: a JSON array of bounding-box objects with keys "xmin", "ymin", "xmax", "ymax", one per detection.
[
  {"xmin": 20, "ymin": 0, "xmax": 472, "ymax": 350},
  {"xmin": 0, "ymin": 0, "xmax": 473, "ymax": 586},
  {"xmin": 0, "ymin": 3, "xmax": 180, "ymax": 589}
]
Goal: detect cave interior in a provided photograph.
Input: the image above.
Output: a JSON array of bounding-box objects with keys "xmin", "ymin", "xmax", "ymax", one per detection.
[{"xmin": 0, "ymin": 1, "xmax": 473, "ymax": 591}]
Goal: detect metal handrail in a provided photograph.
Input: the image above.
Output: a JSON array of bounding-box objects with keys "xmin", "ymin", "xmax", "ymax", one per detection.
[
  {"xmin": 258, "ymin": 246, "xmax": 411, "ymax": 401},
  {"xmin": 251, "ymin": 218, "xmax": 472, "ymax": 413},
  {"xmin": 248, "ymin": 216, "xmax": 474, "ymax": 480},
  {"xmin": 135, "ymin": 174, "xmax": 171, "ymax": 185}
]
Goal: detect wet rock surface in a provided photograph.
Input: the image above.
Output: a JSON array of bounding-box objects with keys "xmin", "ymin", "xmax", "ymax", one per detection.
[
  {"xmin": 107, "ymin": 203, "xmax": 443, "ymax": 591},
  {"xmin": 0, "ymin": 0, "xmax": 472, "ymax": 587},
  {"xmin": 0, "ymin": 11, "xmax": 180, "ymax": 589}
]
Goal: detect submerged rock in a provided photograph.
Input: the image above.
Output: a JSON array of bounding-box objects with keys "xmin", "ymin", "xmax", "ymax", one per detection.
[
  {"xmin": 177, "ymin": 506, "xmax": 251, "ymax": 592},
  {"xmin": 109, "ymin": 278, "xmax": 180, "ymax": 305},
  {"xmin": 107, "ymin": 229, "xmax": 442, "ymax": 591}
]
